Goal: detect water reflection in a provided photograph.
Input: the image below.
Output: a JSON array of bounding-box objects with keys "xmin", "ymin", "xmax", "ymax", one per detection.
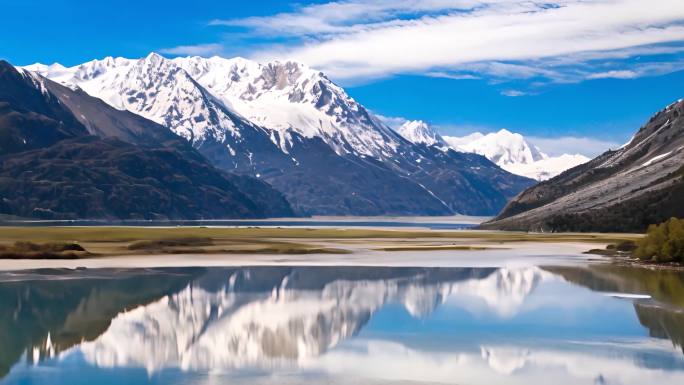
[
  {"xmin": 1, "ymin": 265, "xmax": 684, "ymax": 384},
  {"xmin": 547, "ymin": 265, "xmax": 684, "ymax": 354}
]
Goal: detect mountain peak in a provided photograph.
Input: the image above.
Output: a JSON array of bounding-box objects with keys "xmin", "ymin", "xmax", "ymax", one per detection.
[
  {"xmin": 443, "ymin": 129, "xmax": 589, "ymax": 180},
  {"xmin": 144, "ymin": 52, "xmax": 165, "ymax": 62},
  {"xmin": 397, "ymin": 120, "xmax": 446, "ymax": 147},
  {"xmin": 458, "ymin": 129, "xmax": 546, "ymax": 166},
  {"xmin": 170, "ymin": 54, "xmax": 400, "ymax": 157}
]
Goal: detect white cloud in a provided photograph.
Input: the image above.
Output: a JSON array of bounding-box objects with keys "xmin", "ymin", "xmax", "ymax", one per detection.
[
  {"xmin": 374, "ymin": 113, "xmax": 408, "ymax": 129},
  {"xmin": 528, "ymin": 136, "xmax": 622, "ymax": 157},
  {"xmin": 159, "ymin": 44, "xmax": 225, "ymax": 56},
  {"xmin": 501, "ymin": 89, "xmax": 526, "ymax": 97},
  {"xmin": 212, "ymin": 0, "xmax": 684, "ymax": 82},
  {"xmin": 211, "ymin": 1, "xmax": 487, "ymax": 36},
  {"xmin": 587, "ymin": 70, "xmax": 638, "ymax": 79},
  {"xmin": 425, "ymin": 71, "xmax": 480, "ymax": 80}
]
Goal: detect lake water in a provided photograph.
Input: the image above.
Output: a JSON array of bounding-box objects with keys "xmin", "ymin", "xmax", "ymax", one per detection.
[
  {"xmin": 1, "ymin": 263, "xmax": 683, "ymax": 385},
  {"xmin": 0, "ymin": 216, "xmax": 483, "ymax": 230}
]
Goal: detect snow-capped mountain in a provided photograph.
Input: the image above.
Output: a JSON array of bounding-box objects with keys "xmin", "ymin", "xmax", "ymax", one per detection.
[
  {"xmin": 26, "ymin": 54, "xmax": 263, "ymax": 153},
  {"xmin": 393, "ymin": 121, "xmax": 588, "ymax": 181},
  {"xmin": 27, "ymin": 54, "xmax": 404, "ymax": 160},
  {"xmin": 172, "ymin": 56, "xmax": 403, "ymax": 158},
  {"xmin": 446, "ymin": 129, "xmax": 546, "ymax": 166},
  {"xmin": 396, "ymin": 120, "xmax": 446, "ymax": 147},
  {"xmin": 444, "ymin": 129, "xmax": 589, "ymax": 180},
  {"xmin": 22, "ymin": 54, "xmax": 534, "ymax": 215},
  {"xmin": 502, "ymin": 153, "xmax": 591, "ymax": 181}
]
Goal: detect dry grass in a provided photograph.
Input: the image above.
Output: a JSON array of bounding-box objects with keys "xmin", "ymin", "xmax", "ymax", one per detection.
[
  {"xmin": 0, "ymin": 241, "xmax": 90, "ymax": 259},
  {"xmin": 373, "ymin": 245, "xmax": 492, "ymax": 251},
  {"xmin": 0, "ymin": 226, "xmax": 641, "ymax": 259}
]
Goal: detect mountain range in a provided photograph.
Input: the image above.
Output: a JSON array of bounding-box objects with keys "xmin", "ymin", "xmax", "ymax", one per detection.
[
  {"xmin": 21, "ymin": 54, "xmax": 533, "ymax": 217},
  {"xmin": 482, "ymin": 99, "xmax": 684, "ymax": 232},
  {"xmin": 397, "ymin": 120, "xmax": 590, "ymax": 181},
  {"xmin": 11, "ymin": 52, "xmax": 677, "ymax": 226},
  {"xmin": 0, "ymin": 60, "xmax": 293, "ymax": 219}
]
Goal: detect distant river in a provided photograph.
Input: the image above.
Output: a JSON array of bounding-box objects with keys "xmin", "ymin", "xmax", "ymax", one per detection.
[{"xmin": 0, "ymin": 216, "xmax": 487, "ymax": 230}]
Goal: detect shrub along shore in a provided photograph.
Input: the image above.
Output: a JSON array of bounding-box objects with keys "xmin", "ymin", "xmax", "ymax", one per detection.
[{"xmin": 634, "ymin": 217, "xmax": 684, "ymax": 263}]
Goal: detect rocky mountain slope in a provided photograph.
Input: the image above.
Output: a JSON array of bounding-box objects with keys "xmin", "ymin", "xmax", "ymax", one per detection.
[
  {"xmin": 0, "ymin": 60, "xmax": 293, "ymax": 219},
  {"xmin": 25, "ymin": 54, "xmax": 533, "ymax": 216},
  {"xmin": 482, "ymin": 100, "xmax": 684, "ymax": 232}
]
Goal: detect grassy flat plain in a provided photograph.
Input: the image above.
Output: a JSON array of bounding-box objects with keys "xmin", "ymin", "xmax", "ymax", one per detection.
[{"xmin": 0, "ymin": 226, "xmax": 642, "ymax": 258}]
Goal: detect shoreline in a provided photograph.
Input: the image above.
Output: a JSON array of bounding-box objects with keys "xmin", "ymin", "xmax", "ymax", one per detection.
[
  {"xmin": 0, "ymin": 241, "xmax": 607, "ymax": 271},
  {"xmin": 0, "ymin": 226, "xmax": 643, "ymax": 271}
]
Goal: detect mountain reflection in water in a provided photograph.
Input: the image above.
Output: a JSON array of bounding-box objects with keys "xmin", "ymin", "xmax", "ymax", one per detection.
[{"xmin": 1, "ymin": 265, "xmax": 684, "ymax": 385}]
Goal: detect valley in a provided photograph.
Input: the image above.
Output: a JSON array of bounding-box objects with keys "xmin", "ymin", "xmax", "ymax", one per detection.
[{"xmin": 3, "ymin": 2, "xmax": 684, "ymax": 385}]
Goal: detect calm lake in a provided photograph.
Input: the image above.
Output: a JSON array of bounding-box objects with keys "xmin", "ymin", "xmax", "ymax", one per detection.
[
  {"xmin": 1, "ymin": 263, "xmax": 683, "ymax": 385},
  {"xmin": 0, "ymin": 216, "xmax": 484, "ymax": 230}
]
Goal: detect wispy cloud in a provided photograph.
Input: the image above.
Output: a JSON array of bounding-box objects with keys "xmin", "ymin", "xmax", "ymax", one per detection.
[
  {"xmin": 587, "ymin": 70, "xmax": 638, "ymax": 79},
  {"xmin": 159, "ymin": 43, "xmax": 225, "ymax": 56},
  {"xmin": 374, "ymin": 113, "xmax": 409, "ymax": 129},
  {"xmin": 501, "ymin": 89, "xmax": 526, "ymax": 97},
  {"xmin": 209, "ymin": 0, "xmax": 684, "ymax": 83},
  {"xmin": 425, "ymin": 71, "xmax": 480, "ymax": 80},
  {"xmin": 210, "ymin": 1, "xmax": 485, "ymax": 36}
]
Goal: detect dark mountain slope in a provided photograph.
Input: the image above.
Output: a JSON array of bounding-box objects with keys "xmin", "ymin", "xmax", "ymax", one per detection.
[
  {"xmin": 0, "ymin": 61, "xmax": 87, "ymax": 154},
  {"xmin": 0, "ymin": 61, "xmax": 293, "ymax": 219},
  {"xmin": 482, "ymin": 100, "xmax": 684, "ymax": 232},
  {"xmin": 407, "ymin": 145, "xmax": 534, "ymax": 215},
  {"xmin": 39, "ymin": 77, "xmax": 180, "ymax": 146},
  {"xmin": 0, "ymin": 137, "xmax": 288, "ymax": 219}
]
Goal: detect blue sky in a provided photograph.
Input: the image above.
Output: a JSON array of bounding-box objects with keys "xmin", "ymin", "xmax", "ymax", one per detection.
[{"xmin": 3, "ymin": 0, "xmax": 684, "ymax": 156}]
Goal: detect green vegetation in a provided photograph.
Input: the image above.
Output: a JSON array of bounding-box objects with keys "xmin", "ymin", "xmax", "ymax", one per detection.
[
  {"xmin": 586, "ymin": 240, "xmax": 638, "ymax": 256},
  {"xmin": 634, "ymin": 218, "xmax": 684, "ymax": 263},
  {"xmin": 0, "ymin": 226, "xmax": 639, "ymax": 243},
  {"xmin": 127, "ymin": 237, "xmax": 214, "ymax": 250}
]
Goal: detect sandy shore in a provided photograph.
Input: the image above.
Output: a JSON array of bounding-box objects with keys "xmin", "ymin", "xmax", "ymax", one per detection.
[{"xmin": 0, "ymin": 241, "xmax": 605, "ymax": 270}]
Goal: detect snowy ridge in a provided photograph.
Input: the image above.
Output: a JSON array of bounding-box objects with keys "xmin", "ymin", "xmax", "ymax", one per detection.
[
  {"xmin": 26, "ymin": 54, "xmax": 248, "ymax": 146},
  {"xmin": 447, "ymin": 129, "xmax": 547, "ymax": 166},
  {"xmin": 444, "ymin": 129, "xmax": 589, "ymax": 180},
  {"xmin": 24, "ymin": 54, "xmax": 405, "ymax": 158},
  {"xmin": 172, "ymin": 56, "xmax": 403, "ymax": 157},
  {"xmin": 394, "ymin": 121, "xmax": 587, "ymax": 180},
  {"xmin": 503, "ymin": 153, "xmax": 591, "ymax": 181},
  {"xmin": 396, "ymin": 120, "xmax": 446, "ymax": 147}
]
